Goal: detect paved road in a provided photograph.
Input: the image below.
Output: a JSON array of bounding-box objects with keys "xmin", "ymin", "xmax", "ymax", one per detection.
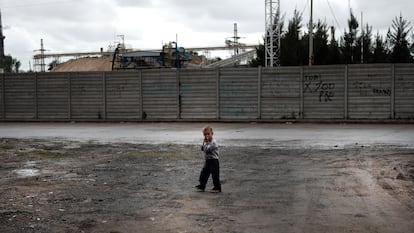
[{"xmin": 1, "ymin": 122, "xmax": 413, "ymax": 149}]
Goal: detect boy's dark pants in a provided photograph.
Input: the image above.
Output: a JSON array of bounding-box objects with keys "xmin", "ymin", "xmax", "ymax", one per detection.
[{"xmin": 199, "ymin": 159, "xmax": 221, "ymax": 190}]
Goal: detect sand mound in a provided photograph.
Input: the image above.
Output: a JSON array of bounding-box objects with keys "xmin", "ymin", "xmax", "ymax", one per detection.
[{"xmin": 52, "ymin": 56, "xmax": 113, "ymax": 72}]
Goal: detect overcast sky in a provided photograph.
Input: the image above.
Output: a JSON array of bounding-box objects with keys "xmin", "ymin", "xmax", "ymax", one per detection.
[{"xmin": 1, "ymin": 0, "xmax": 413, "ymax": 71}]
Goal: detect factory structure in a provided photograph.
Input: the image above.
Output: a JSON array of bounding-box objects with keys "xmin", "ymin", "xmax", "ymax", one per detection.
[
  {"xmin": 111, "ymin": 41, "xmax": 194, "ymax": 70},
  {"xmin": 32, "ymin": 22, "xmax": 258, "ymax": 72},
  {"xmin": 15, "ymin": 0, "xmax": 282, "ymax": 72},
  {"xmin": 0, "ymin": 1, "xmax": 284, "ymax": 72}
]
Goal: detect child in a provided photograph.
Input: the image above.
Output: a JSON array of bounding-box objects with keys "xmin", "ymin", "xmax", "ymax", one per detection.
[{"xmin": 195, "ymin": 125, "xmax": 221, "ymax": 193}]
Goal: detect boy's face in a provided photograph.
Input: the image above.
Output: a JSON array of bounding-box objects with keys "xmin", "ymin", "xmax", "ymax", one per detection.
[{"xmin": 203, "ymin": 130, "xmax": 213, "ymax": 142}]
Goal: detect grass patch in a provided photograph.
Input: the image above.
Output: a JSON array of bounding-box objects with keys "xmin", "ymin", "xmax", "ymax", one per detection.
[
  {"xmin": 0, "ymin": 138, "xmax": 16, "ymax": 150},
  {"xmin": 33, "ymin": 150, "xmax": 68, "ymax": 158},
  {"xmin": 15, "ymin": 149, "xmax": 72, "ymax": 159},
  {"xmin": 0, "ymin": 144, "xmax": 14, "ymax": 150}
]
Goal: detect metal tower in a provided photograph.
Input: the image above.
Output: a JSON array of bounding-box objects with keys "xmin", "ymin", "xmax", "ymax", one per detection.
[
  {"xmin": 34, "ymin": 39, "xmax": 46, "ymax": 72},
  {"xmin": 265, "ymin": 0, "xmax": 281, "ymax": 67},
  {"xmin": 233, "ymin": 23, "xmax": 240, "ymax": 55},
  {"xmin": 225, "ymin": 23, "xmax": 244, "ymax": 56}
]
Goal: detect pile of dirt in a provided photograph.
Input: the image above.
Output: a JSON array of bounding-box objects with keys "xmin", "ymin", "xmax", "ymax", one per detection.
[
  {"xmin": 51, "ymin": 54, "xmax": 204, "ymax": 72},
  {"xmin": 52, "ymin": 56, "xmax": 113, "ymax": 72}
]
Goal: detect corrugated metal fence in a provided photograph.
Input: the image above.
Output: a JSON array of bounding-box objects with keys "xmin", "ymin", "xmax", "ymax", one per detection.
[{"xmin": 1, "ymin": 64, "xmax": 414, "ymax": 121}]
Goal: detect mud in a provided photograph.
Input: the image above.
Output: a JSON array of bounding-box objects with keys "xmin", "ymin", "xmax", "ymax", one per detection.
[{"xmin": 1, "ymin": 138, "xmax": 414, "ymax": 233}]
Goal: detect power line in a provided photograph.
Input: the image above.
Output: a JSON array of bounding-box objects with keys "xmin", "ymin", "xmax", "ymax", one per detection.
[
  {"xmin": 325, "ymin": 0, "xmax": 342, "ymax": 30},
  {"xmin": 300, "ymin": 0, "xmax": 309, "ymax": 17}
]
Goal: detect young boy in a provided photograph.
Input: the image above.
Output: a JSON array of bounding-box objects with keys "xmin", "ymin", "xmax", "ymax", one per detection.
[{"xmin": 195, "ymin": 125, "xmax": 221, "ymax": 193}]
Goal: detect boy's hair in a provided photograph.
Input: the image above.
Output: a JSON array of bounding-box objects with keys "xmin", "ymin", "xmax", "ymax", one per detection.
[{"xmin": 202, "ymin": 125, "xmax": 214, "ymax": 133}]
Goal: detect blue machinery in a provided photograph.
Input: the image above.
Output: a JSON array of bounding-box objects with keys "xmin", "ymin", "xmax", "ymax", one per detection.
[{"xmin": 111, "ymin": 42, "xmax": 192, "ymax": 70}]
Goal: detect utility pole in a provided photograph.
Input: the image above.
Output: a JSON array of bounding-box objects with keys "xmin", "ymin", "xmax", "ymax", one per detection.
[
  {"xmin": 309, "ymin": 0, "xmax": 313, "ymax": 66},
  {"xmin": 34, "ymin": 39, "xmax": 46, "ymax": 72},
  {"xmin": 233, "ymin": 23, "xmax": 240, "ymax": 55},
  {"xmin": 349, "ymin": 0, "xmax": 354, "ymax": 63},
  {"xmin": 225, "ymin": 23, "xmax": 244, "ymax": 57},
  {"xmin": 265, "ymin": 0, "xmax": 281, "ymax": 67}
]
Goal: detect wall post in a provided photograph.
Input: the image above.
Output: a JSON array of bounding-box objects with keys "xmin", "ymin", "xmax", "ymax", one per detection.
[
  {"xmin": 344, "ymin": 65, "xmax": 348, "ymax": 119},
  {"xmin": 176, "ymin": 69, "xmax": 181, "ymax": 119},
  {"xmin": 2, "ymin": 73, "xmax": 5, "ymax": 119},
  {"xmin": 257, "ymin": 66, "xmax": 262, "ymax": 119},
  {"xmin": 391, "ymin": 64, "xmax": 395, "ymax": 119},
  {"xmin": 102, "ymin": 72, "xmax": 107, "ymax": 120},
  {"xmin": 67, "ymin": 73, "xmax": 72, "ymax": 120},
  {"xmin": 34, "ymin": 73, "xmax": 38, "ymax": 119},
  {"xmin": 216, "ymin": 68, "xmax": 220, "ymax": 120},
  {"xmin": 300, "ymin": 66, "xmax": 304, "ymax": 119},
  {"xmin": 139, "ymin": 70, "xmax": 143, "ymax": 120}
]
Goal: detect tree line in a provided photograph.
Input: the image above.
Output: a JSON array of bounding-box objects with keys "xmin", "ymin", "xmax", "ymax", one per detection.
[
  {"xmin": 0, "ymin": 55, "xmax": 21, "ymax": 73},
  {"xmin": 250, "ymin": 10, "xmax": 414, "ymax": 66}
]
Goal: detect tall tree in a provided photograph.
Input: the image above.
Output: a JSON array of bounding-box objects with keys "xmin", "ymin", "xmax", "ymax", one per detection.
[
  {"xmin": 280, "ymin": 9, "xmax": 304, "ymax": 66},
  {"xmin": 355, "ymin": 24, "xmax": 374, "ymax": 63},
  {"xmin": 249, "ymin": 42, "xmax": 265, "ymax": 67},
  {"xmin": 341, "ymin": 11, "xmax": 359, "ymax": 64},
  {"xmin": 373, "ymin": 32, "xmax": 389, "ymax": 63},
  {"xmin": 387, "ymin": 14, "xmax": 413, "ymax": 63},
  {"xmin": 328, "ymin": 26, "xmax": 342, "ymax": 64},
  {"xmin": 0, "ymin": 55, "xmax": 22, "ymax": 73},
  {"xmin": 411, "ymin": 33, "xmax": 414, "ymax": 53},
  {"xmin": 12, "ymin": 58, "xmax": 21, "ymax": 73},
  {"xmin": 313, "ymin": 20, "xmax": 330, "ymax": 65}
]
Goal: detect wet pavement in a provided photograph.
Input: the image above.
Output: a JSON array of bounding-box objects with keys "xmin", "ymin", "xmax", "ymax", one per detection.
[{"xmin": 0, "ymin": 122, "xmax": 413, "ymax": 149}]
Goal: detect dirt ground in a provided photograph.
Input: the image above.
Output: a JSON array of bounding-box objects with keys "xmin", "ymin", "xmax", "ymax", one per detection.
[{"xmin": 1, "ymin": 138, "xmax": 414, "ymax": 233}]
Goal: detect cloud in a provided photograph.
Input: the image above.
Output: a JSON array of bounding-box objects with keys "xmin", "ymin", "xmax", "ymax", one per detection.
[
  {"xmin": 114, "ymin": 0, "xmax": 154, "ymax": 8},
  {"xmin": 161, "ymin": 0, "xmax": 263, "ymax": 33},
  {"xmin": 355, "ymin": 0, "xmax": 414, "ymax": 31},
  {"xmin": 4, "ymin": 27, "xmax": 38, "ymax": 63}
]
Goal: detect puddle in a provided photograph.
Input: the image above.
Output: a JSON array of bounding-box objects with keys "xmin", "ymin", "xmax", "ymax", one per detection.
[
  {"xmin": 24, "ymin": 161, "xmax": 38, "ymax": 167},
  {"xmin": 14, "ymin": 169, "xmax": 40, "ymax": 177}
]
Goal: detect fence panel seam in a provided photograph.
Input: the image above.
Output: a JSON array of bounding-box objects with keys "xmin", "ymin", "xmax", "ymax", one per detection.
[
  {"xmin": 300, "ymin": 66, "xmax": 304, "ymax": 119},
  {"xmin": 2, "ymin": 73, "xmax": 5, "ymax": 119},
  {"xmin": 344, "ymin": 65, "xmax": 348, "ymax": 119},
  {"xmin": 68, "ymin": 73, "xmax": 72, "ymax": 120},
  {"xmin": 391, "ymin": 64, "xmax": 395, "ymax": 119},
  {"xmin": 257, "ymin": 66, "xmax": 262, "ymax": 119},
  {"xmin": 139, "ymin": 70, "xmax": 143, "ymax": 120},
  {"xmin": 103, "ymin": 72, "xmax": 107, "ymax": 120},
  {"xmin": 216, "ymin": 68, "xmax": 220, "ymax": 120},
  {"xmin": 176, "ymin": 69, "xmax": 181, "ymax": 119},
  {"xmin": 35, "ymin": 73, "xmax": 38, "ymax": 119}
]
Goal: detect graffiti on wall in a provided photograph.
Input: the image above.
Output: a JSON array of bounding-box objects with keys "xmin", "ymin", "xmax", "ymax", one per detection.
[
  {"xmin": 304, "ymin": 74, "xmax": 335, "ymax": 102},
  {"xmin": 352, "ymin": 81, "xmax": 391, "ymax": 97}
]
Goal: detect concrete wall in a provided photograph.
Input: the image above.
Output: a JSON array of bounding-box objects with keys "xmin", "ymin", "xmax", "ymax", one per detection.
[{"xmin": 1, "ymin": 64, "xmax": 414, "ymax": 122}]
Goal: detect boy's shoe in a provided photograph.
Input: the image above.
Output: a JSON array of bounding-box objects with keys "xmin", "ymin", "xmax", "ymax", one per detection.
[
  {"xmin": 195, "ymin": 185, "xmax": 205, "ymax": 192},
  {"xmin": 211, "ymin": 187, "xmax": 221, "ymax": 193}
]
